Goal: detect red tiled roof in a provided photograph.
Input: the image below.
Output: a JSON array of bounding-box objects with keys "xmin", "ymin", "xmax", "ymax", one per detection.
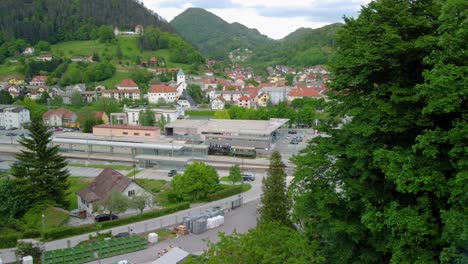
[
  {"xmin": 31, "ymin": 75, "xmax": 48, "ymax": 82},
  {"xmin": 102, "ymin": 89, "xmax": 140, "ymax": 94},
  {"xmin": 94, "ymin": 124, "xmax": 160, "ymax": 131},
  {"xmin": 149, "ymin": 85, "xmax": 177, "ymax": 93},
  {"xmin": 288, "ymin": 87, "xmax": 322, "ymax": 97},
  {"xmin": 117, "ymin": 79, "xmax": 138, "ymax": 88},
  {"xmin": 43, "ymin": 108, "xmax": 76, "ymax": 119},
  {"xmin": 95, "ymin": 111, "xmax": 105, "ymax": 119},
  {"xmin": 238, "ymin": 95, "xmax": 250, "ymax": 101},
  {"xmin": 77, "ymin": 168, "xmax": 132, "ymax": 203}
]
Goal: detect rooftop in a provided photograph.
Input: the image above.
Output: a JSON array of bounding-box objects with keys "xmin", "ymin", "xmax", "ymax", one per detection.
[
  {"xmin": 166, "ymin": 118, "xmax": 289, "ymax": 135},
  {"xmin": 93, "ymin": 124, "xmax": 160, "ymax": 131}
]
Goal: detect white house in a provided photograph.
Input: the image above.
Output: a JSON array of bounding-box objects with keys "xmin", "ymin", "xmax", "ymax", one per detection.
[
  {"xmin": 117, "ymin": 79, "xmax": 139, "ymax": 90},
  {"xmin": 211, "ymin": 97, "xmax": 225, "ymax": 110},
  {"xmin": 0, "ymin": 105, "xmax": 30, "ymax": 129},
  {"xmin": 77, "ymin": 168, "xmax": 152, "ymax": 217},
  {"xmin": 101, "ymin": 90, "xmax": 141, "ymax": 101},
  {"xmin": 30, "ymin": 75, "xmax": 48, "ymax": 86},
  {"xmin": 22, "ymin": 47, "xmax": 35, "ymax": 55},
  {"xmin": 176, "ymin": 69, "xmax": 187, "ymax": 96},
  {"xmin": 148, "ymin": 85, "xmax": 177, "ymax": 104},
  {"xmin": 123, "ymin": 106, "xmax": 185, "ymax": 126}
]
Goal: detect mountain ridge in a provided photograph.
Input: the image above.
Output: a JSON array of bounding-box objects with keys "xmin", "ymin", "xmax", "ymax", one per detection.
[
  {"xmin": 0, "ymin": 0, "xmax": 174, "ymax": 44},
  {"xmin": 170, "ymin": 7, "xmax": 274, "ymax": 60}
]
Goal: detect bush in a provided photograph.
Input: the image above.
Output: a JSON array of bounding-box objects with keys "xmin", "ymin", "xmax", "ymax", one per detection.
[
  {"xmin": 0, "ymin": 234, "xmax": 19, "ymax": 248},
  {"xmin": 21, "ymin": 229, "xmax": 41, "ymax": 239},
  {"xmin": 205, "ymin": 185, "xmax": 247, "ymax": 202},
  {"xmin": 43, "ymin": 202, "xmax": 190, "ymax": 240}
]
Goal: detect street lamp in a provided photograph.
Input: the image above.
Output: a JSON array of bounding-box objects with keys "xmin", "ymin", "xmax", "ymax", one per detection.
[{"xmin": 41, "ymin": 214, "xmax": 46, "ymax": 237}]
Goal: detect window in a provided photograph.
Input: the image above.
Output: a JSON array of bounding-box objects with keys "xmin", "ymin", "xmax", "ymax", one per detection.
[
  {"xmin": 128, "ymin": 190, "xmax": 135, "ymax": 197},
  {"xmin": 145, "ymin": 133, "xmax": 150, "ymax": 136},
  {"xmin": 134, "ymin": 133, "xmax": 140, "ymax": 136},
  {"xmin": 123, "ymin": 132, "xmax": 128, "ymax": 135}
]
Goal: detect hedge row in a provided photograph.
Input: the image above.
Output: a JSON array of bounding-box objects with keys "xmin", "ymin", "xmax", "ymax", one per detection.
[
  {"xmin": 205, "ymin": 185, "xmax": 245, "ymax": 202},
  {"xmin": 43, "ymin": 202, "xmax": 190, "ymax": 241},
  {"xmin": 0, "ymin": 234, "xmax": 19, "ymax": 249}
]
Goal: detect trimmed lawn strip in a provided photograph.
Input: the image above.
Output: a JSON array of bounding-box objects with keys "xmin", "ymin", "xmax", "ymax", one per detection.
[{"xmin": 68, "ymin": 163, "xmax": 133, "ymax": 170}]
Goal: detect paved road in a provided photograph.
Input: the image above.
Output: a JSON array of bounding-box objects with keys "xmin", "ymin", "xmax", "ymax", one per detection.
[
  {"xmin": 88, "ymin": 199, "xmax": 260, "ymax": 264},
  {"xmin": 0, "ymin": 173, "xmax": 264, "ymax": 264}
]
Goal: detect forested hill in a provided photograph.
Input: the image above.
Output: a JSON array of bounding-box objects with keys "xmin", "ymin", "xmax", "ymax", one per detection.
[
  {"xmin": 249, "ymin": 23, "xmax": 343, "ymax": 67},
  {"xmin": 170, "ymin": 8, "xmax": 274, "ymax": 60},
  {"xmin": 0, "ymin": 0, "xmax": 173, "ymax": 44}
]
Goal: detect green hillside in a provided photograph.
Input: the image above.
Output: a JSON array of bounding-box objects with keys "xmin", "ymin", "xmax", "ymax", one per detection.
[
  {"xmin": 0, "ymin": 0, "xmax": 173, "ymax": 44},
  {"xmin": 170, "ymin": 8, "xmax": 274, "ymax": 60},
  {"xmin": 249, "ymin": 23, "xmax": 343, "ymax": 68},
  {"xmin": 0, "ymin": 34, "xmax": 203, "ymax": 87}
]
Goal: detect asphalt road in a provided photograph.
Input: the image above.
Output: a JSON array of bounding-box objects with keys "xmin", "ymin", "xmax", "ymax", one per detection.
[{"xmin": 87, "ymin": 199, "xmax": 260, "ymax": 264}]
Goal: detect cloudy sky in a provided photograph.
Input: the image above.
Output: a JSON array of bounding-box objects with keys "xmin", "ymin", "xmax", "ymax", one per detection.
[{"xmin": 141, "ymin": 0, "xmax": 371, "ymax": 39}]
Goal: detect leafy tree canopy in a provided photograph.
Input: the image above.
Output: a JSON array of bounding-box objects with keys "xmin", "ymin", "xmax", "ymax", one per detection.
[{"xmin": 291, "ymin": 0, "xmax": 467, "ymax": 263}]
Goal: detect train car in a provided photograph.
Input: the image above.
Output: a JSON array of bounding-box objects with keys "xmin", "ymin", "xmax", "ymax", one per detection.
[{"xmin": 230, "ymin": 146, "xmax": 256, "ymax": 158}]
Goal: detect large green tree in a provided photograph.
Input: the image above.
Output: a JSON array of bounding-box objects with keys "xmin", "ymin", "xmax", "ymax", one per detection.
[
  {"xmin": 170, "ymin": 162, "xmax": 220, "ymax": 201},
  {"xmin": 11, "ymin": 119, "xmax": 70, "ymax": 210},
  {"xmin": 292, "ymin": 0, "xmax": 467, "ymax": 263},
  {"xmin": 228, "ymin": 164, "xmax": 242, "ymax": 185},
  {"xmin": 138, "ymin": 107, "xmax": 155, "ymax": 126},
  {"xmin": 0, "ymin": 89, "xmax": 13, "ymax": 104},
  {"xmin": 187, "ymin": 222, "xmax": 322, "ymax": 264},
  {"xmin": 259, "ymin": 151, "xmax": 290, "ymax": 226}
]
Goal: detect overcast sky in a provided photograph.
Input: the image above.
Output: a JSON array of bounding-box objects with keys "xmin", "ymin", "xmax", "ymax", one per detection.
[{"xmin": 141, "ymin": 0, "xmax": 371, "ymax": 39}]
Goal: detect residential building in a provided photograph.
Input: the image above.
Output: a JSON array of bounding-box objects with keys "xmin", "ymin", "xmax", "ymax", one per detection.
[
  {"xmin": 0, "ymin": 105, "xmax": 30, "ymax": 129},
  {"xmin": 82, "ymin": 91, "xmax": 97, "ymax": 103},
  {"xmin": 30, "ymin": 75, "xmax": 48, "ymax": 86},
  {"xmin": 122, "ymin": 106, "xmax": 185, "ymax": 126},
  {"xmin": 42, "ymin": 108, "xmax": 78, "ymax": 127},
  {"xmin": 211, "ymin": 97, "xmax": 225, "ymax": 110},
  {"xmin": 36, "ymin": 54, "xmax": 53, "ymax": 61},
  {"xmin": 237, "ymin": 95, "xmax": 251, "ymax": 109},
  {"xmin": 95, "ymin": 111, "xmax": 109, "ymax": 124},
  {"xmin": 93, "ymin": 124, "xmax": 160, "ymax": 140},
  {"xmin": 117, "ymin": 79, "xmax": 139, "ymax": 90},
  {"xmin": 102, "ymin": 89, "xmax": 141, "ymax": 101},
  {"xmin": 148, "ymin": 85, "xmax": 177, "ymax": 104},
  {"xmin": 77, "ymin": 168, "xmax": 152, "ymax": 217},
  {"xmin": 22, "ymin": 47, "xmax": 35, "ymax": 55},
  {"xmin": 256, "ymin": 92, "xmax": 270, "ymax": 107},
  {"xmin": 259, "ymin": 86, "xmax": 291, "ymax": 105},
  {"xmin": 287, "ymin": 87, "xmax": 322, "ymax": 102}
]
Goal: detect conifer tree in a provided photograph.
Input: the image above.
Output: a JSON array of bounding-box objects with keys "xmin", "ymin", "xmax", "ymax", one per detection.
[
  {"xmin": 259, "ymin": 151, "xmax": 290, "ymax": 225},
  {"xmin": 11, "ymin": 118, "xmax": 70, "ymax": 209}
]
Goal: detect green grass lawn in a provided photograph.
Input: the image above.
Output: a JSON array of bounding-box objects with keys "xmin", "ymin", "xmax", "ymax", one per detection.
[
  {"xmin": 67, "ymin": 176, "xmax": 93, "ymax": 210},
  {"xmin": 22, "ymin": 205, "xmax": 70, "ymax": 232},
  {"xmin": 185, "ymin": 110, "xmax": 215, "ymax": 117},
  {"xmin": 68, "ymin": 163, "xmax": 133, "ymax": 171},
  {"xmin": 135, "ymin": 179, "xmax": 168, "ymax": 194},
  {"xmin": 0, "ymin": 63, "xmax": 23, "ymax": 81}
]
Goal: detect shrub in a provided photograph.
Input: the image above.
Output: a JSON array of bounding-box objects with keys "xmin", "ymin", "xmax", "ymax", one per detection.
[
  {"xmin": 21, "ymin": 229, "xmax": 41, "ymax": 239},
  {"xmin": 0, "ymin": 234, "xmax": 19, "ymax": 248},
  {"xmin": 205, "ymin": 185, "xmax": 246, "ymax": 202},
  {"xmin": 43, "ymin": 202, "xmax": 190, "ymax": 240}
]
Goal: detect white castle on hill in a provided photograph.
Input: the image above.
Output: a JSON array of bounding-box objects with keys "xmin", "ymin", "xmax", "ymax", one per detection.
[{"xmin": 114, "ymin": 25, "xmax": 144, "ymax": 36}]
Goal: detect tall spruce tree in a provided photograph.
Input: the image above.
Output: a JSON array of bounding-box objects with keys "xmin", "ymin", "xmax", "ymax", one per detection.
[
  {"xmin": 259, "ymin": 151, "xmax": 290, "ymax": 225},
  {"xmin": 11, "ymin": 118, "xmax": 70, "ymax": 209},
  {"xmin": 292, "ymin": 0, "xmax": 466, "ymax": 263}
]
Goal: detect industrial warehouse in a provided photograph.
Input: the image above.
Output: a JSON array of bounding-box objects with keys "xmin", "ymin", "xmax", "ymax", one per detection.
[{"xmin": 164, "ymin": 118, "xmax": 289, "ymax": 150}]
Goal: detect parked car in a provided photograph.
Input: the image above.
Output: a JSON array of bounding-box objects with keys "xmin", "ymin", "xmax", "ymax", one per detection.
[
  {"xmin": 94, "ymin": 214, "xmax": 118, "ymax": 222},
  {"xmin": 0, "ymin": 126, "xmax": 5, "ymax": 130},
  {"xmin": 63, "ymin": 128, "xmax": 74, "ymax": 132},
  {"xmin": 290, "ymin": 139, "xmax": 299, "ymax": 145},
  {"xmin": 115, "ymin": 232, "xmax": 130, "ymax": 238},
  {"xmin": 242, "ymin": 172, "xmax": 256, "ymax": 181},
  {"xmin": 288, "ymin": 130, "xmax": 297, "ymax": 134},
  {"xmin": 168, "ymin": 169, "xmax": 177, "ymax": 177},
  {"xmin": 9, "ymin": 127, "xmax": 18, "ymax": 130},
  {"xmin": 54, "ymin": 127, "xmax": 63, "ymax": 131},
  {"xmin": 6, "ymin": 132, "xmax": 17, "ymax": 137}
]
